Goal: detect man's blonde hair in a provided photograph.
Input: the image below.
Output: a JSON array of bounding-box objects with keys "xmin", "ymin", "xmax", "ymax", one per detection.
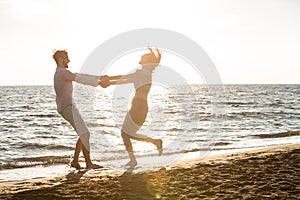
[{"xmin": 52, "ymin": 49, "xmax": 68, "ymax": 64}]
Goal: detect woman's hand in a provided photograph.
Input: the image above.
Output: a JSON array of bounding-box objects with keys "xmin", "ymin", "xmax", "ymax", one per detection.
[
  {"xmin": 148, "ymin": 47, "xmax": 162, "ymax": 64},
  {"xmin": 99, "ymin": 75, "xmax": 110, "ymax": 88}
]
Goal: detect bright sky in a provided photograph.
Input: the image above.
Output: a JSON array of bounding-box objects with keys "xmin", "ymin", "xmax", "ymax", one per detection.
[{"xmin": 1, "ymin": 0, "xmax": 300, "ymax": 85}]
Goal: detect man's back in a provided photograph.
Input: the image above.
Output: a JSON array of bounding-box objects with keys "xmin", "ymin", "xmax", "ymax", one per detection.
[{"xmin": 54, "ymin": 67, "xmax": 75, "ymax": 113}]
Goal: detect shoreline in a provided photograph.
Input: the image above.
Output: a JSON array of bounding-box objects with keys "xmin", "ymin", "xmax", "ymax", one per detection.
[
  {"xmin": 1, "ymin": 143, "xmax": 299, "ymax": 199},
  {"xmin": 1, "ymin": 142, "xmax": 298, "ymax": 183}
]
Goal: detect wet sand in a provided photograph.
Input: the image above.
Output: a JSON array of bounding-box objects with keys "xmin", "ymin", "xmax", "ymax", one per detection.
[{"xmin": 1, "ymin": 144, "xmax": 299, "ymax": 199}]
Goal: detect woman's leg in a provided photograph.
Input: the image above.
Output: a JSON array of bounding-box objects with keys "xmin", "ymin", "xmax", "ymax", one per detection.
[
  {"xmin": 128, "ymin": 108, "xmax": 163, "ymax": 155},
  {"xmin": 121, "ymin": 119, "xmax": 163, "ymax": 157},
  {"xmin": 121, "ymin": 131, "xmax": 137, "ymax": 166},
  {"xmin": 121, "ymin": 100, "xmax": 163, "ymax": 166}
]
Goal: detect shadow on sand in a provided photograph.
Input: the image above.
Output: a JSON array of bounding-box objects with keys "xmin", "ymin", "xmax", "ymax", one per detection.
[{"xmin": 8, "ymin": 166, "xmax": 160, "ymax": 200}]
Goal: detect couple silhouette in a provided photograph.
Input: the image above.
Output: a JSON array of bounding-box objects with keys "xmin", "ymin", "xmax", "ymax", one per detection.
[{"xmin": 53, "ymin": 47, "xmax": 163, "ymax": 169}]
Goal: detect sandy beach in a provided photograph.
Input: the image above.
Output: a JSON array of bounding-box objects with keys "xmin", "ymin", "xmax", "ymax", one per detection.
[{"xmin": 1, "ymin": 144, "xmax": 299, "ymax": 199}]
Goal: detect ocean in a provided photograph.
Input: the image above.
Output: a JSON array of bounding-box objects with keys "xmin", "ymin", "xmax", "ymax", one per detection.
[{"xmin": 0, "ymin": 84, "xmax": 299, "ymax": 182}]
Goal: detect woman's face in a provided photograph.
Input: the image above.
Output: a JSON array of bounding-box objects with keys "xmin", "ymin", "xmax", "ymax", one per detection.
[{"xmin": 139, "ymin": 53, "xmax": 157, "ymax": 66}]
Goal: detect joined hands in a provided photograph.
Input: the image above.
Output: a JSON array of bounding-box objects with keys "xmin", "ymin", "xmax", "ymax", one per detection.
[{"xmin": 99, "ymin": 75, "xmax": 110, "ymax": 88}]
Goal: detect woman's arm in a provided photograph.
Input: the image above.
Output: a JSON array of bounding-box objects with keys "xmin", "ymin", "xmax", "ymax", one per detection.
[
  {"xmin": 108, "ymin": 72, "xmax": 136, "ymax": 85},
  {"xmin": 109, "ymin": 78, "xmax": 133, "ymax": 85},
  {"xmin": 109, "ymin": 72, "xmax": 136, "ymax": 81}
]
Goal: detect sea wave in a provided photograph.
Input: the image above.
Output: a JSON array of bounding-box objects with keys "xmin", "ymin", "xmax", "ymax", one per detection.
[
  {"xmin": 254, "ymin": 130, "xmax": 300, "ymax": 138},
  {"xmin": 17, "ymin": 143, "xmax": 74, "ymax": 150},
  {"xmin": 27, "ymin": 114, "xmax": 57, "ymax": 118},
  {"xmin": 0, "ymin": 155, "xmax": 70, "ymax": 170}
]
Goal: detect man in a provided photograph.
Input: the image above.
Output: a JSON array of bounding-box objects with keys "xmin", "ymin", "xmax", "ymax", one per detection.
[{"xmin": 53, "ymin": 50, "xmax": 108, "ymax": 169}]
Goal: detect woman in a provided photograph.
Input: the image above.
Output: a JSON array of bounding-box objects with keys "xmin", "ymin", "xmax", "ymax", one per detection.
[{"xmin": 107, "ymin": 47, "xmax": 163, "ymax": 166}]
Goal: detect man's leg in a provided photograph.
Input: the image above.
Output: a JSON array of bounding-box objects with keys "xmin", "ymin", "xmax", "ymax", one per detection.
[
  {"xmin": 61, "ymin": 106, "xmax": 83, "ymax": 169},
  {"xmin": 71, "ymin": 138, "xmax": 83, "ymax": 169},
  {"xmin": 61, "ymin": 105, "xmax": 100, "ymax": 169},
  {"xmin": 74, "ymin": 138, "xmax": 82, "ymax": 161},
  {"xmin": 80, "ymin": 132, "xmax": 93, "ymax": 168},
  {"xmin": 79, "ymin": 132, "xmax": 103, "ymax": 169}
]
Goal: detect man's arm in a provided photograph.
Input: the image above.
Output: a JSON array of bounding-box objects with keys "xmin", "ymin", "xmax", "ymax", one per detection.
[
  {"xmin": 57, "ymin": 68, "xmax": 103, "ymax": 87},
  {"xmin": 75, "ymin": 73, "xmax": 101, "ymax": 87}
]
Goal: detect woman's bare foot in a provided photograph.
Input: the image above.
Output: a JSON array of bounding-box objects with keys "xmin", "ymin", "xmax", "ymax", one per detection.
[
  {"xmin": 154, "ymin": 139, "xmax": 163, "ymax": 156},
  {"xmin": 125, "ymin": 159, "xmax": 137, "ymax": 167},
  {"xmin": 70, "ymin": 160, "xmax": 82, "ymax": 170}
]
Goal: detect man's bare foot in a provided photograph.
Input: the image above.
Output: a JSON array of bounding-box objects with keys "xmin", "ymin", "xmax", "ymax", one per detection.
[
  {"xmin": 125, "ymin": 160, "xmax": 137, "ymax": 167},
  {"xmin": 70, "ymin": 160, "xmax": 82, "ymax": 170},
  {"xmin": 86, "ymin": 163, "xmax": 104, "ymax": 170},
  {"xmin": 154, "ymin": 139, "xmax": 163, "ymax": 156}
]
